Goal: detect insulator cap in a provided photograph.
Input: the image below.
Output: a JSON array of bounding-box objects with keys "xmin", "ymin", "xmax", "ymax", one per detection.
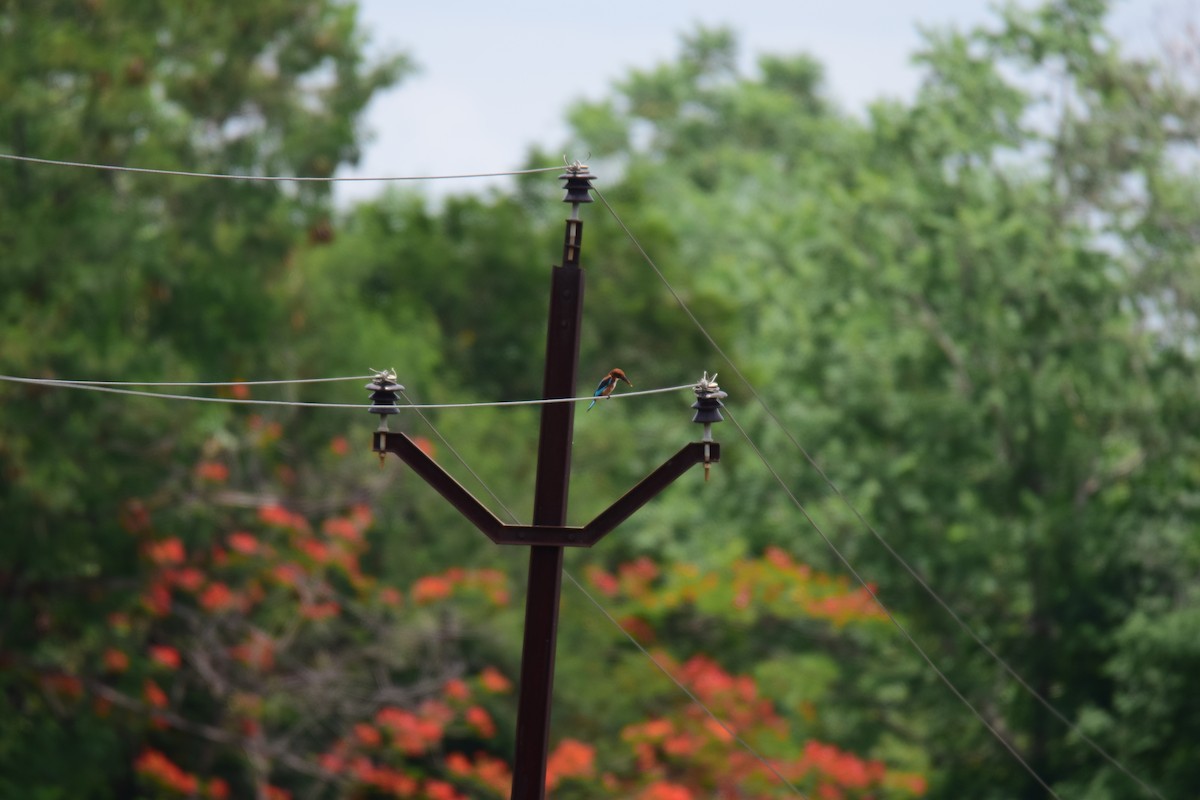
[
  {"xmin": 366, "ymin": 369, "xmax": 403, "ymax": 416},
  {"xmin": 560, "ymin": 163, "xmax": 595, "ymax": 204},
  {"xmin": 691, "ymin": 372, "xmax": 727, "ymax": 425}
]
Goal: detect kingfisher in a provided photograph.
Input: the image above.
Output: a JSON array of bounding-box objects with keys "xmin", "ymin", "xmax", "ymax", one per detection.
[{"xmin": 587, "ymin": 368, "xmax": 633, "ymax": 411}]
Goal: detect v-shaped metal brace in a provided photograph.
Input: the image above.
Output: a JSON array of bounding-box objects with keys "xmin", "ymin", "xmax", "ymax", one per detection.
[{"xmin": 374, "ymin": 430, "xmax": 719, "ymax": 547}]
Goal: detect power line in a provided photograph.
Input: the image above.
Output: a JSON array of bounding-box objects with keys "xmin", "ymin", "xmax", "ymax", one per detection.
[
  {"xmin": 396, "ymin": 389, "xmax": 808, "ymax": 798},
  {"xmin": 0, "ymin": 152, "xmax": 563, "ymax": 182},
  {"xmin": 0, "ymin": 374, "xmax": 692, "ymax": 410},
  {"xmin": 593, "ymin": 186, "xmax": 1158, "ymax": 798},
  {"xmin": 32, "ymin": 375, "xmax": 371, "ymax": 387}
]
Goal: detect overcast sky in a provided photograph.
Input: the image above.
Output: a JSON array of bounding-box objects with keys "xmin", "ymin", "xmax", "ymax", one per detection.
[{"xmin": 334, "ymin": 0, "xmax": 1172, "ymax": 204}]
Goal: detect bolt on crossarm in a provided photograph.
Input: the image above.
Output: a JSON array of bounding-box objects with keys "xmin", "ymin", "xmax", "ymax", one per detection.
[{"xmin": 371, "ymin": 164, "xmax": 723, "ymax": 799}]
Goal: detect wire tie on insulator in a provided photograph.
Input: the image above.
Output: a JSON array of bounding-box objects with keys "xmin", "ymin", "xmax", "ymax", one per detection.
[
  {"xmin": 691, "ymin": 371, "xmax": 726, "ymax": 482},
  {"xmin": 366, "ymin": 367, "xmax": 403, "ymax": 466}
]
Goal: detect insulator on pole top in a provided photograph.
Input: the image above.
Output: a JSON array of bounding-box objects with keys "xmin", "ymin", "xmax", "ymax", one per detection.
[{"xmin": 560, "ymin": 159, "xmax": 594, "ymax": 206}]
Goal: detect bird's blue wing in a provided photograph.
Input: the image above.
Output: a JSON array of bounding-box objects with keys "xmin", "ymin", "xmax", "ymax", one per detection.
[{"xmin": 593, "ymin": 376, "xmax": 612, "ymax": 397}]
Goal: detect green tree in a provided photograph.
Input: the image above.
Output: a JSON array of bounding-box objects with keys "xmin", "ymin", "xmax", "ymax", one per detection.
[
  {"xmin": 562, "ymin": 4, "xmax": 1200, "ymax": 797},
  {"xmin": 0, "ymin": 2, "xmax": 405, "ymax": 795}
]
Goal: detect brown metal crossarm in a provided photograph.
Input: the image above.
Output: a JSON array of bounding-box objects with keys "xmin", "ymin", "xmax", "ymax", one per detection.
[{"xmin": 373, "ymin": 430, "xmax": 719, "ymax": 548}]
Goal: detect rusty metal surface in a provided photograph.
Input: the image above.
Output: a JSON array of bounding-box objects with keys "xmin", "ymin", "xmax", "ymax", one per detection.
[
  {"xmin": 377, "ymin": 432, "xmax": 719, "ymax": 549},
  {"xmin": 511, "ymin": 220, "xmax": 586, "ymax": 800},
  {"xmin": 509, "ymin": 545, "xmax": 564, "ymax": 800},
  {"xmin": 374, "ymin": 431, "xmax": 505, "ymax": 541},
  {"xmin": 578, "ymin": 442, "xmax": 719, "ymax": 545}
]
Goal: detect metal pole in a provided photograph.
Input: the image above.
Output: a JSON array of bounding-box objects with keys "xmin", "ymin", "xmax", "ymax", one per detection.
[
  {"xmin": 510, "ymin": 171, "xmax": 591, "ymax": 800},
  {"xmin": 371, "ymin": 167, "xmax": 723, "ymax": 797}
]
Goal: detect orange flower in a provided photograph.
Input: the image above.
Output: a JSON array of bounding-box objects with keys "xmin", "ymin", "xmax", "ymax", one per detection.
[
  {"xmin": 473, "ymin": 753, "xmax": 512, "ymax": 793},
  {"xmin": 444, "ymin": 752, "xmax": 472, "ymax": 775},
  {"xmin": 329, "ymin": 436, "xmax": 349, "ymax": 456},
  {"xmin": 103, "ymin": 648, "xmax": 130, "ymax": 673},
  {"xmin": 195, "ymin": 461, "xmax": 229, "ymax": 482},
  {"xmin": 227, "ymin": 531, "xmax": 258, "ymax": 554},
  {"xmin": 300, "ymin": 601, "xmax": 339, "ymax": 621},
  {"xmin": 169, "ymin": 567, "xmax": 205, "ymax": 592},
  {"xmin": 443, "ymin": 678, "xmax": 470, "ymax": 701},
  {"xmin": 298, "ymin": 538, "xmax": 331, "ymax": 564},
  {"xmin": 354, "ymin": 723, "xmax": 382, "ymax": 747},
  {"xmin": 318, "ymin": 749, "xmax": 345, "ymax": 774},
  {"xmin": 258, "ymin": 504, "xmax": 308, "ymax": 532},
  {"xmin": 478, "ymin": 666, "xmax": 511, "ymax": 694},
  {"xmin": 585, "ymin": 565, "xmax": 620, "ymax": 597},
  {"xmin": 620, "ymin": 556, "xmax": 660, "ymax": 583},
  {"xmin": 464, "ymin": 705, "xmax": 496, "ymax": 738},
  {"xmin": 703, "ymin": 717, "xmax": 734, "ymax": 742},
  {"xmin": 412, "ymin": 436, "xmax": 436, "ymax": 458},
  {"xmin": 264, "ymin": 786, "xmax": 291, "ymax": 800},
  {"xmin": 323, "ymin": 516, "xmax": 361, "ymax": 542},
  {"xmin": 200, "ymin": 582, "xmax": 237, "ymax": 612},
  {"xmin": 370, "ymin": 767, "xmax": 418, "ymax": 795},
  {"xmin": 143, "ymin": 679, "xmax": 168, "ymax": 709},
  {"xmin": 422, "ymin": 779, "xmax": 460, "ymax": 800},
  {"xmin": 207, "ymin": 777, "xmax": 230, "ymax": 799},
  {"xmin": 663, "ymin": 734, "xmax": 698, "ymax": 757},
  {"xmin": 350, "ymin": 504, "xmax": 373, "ymax": 528},
  {"xmin": 618, "ymin": 615, "xmax": 656, "ymax": 644},
  {"xmin": 376, "ymin": 707, "xmax": 428, "ymax": 755},
  {"xmin": 134, "ymin": 748, "xmax": 198, "ymax": 795},
  {"xmin": 545, "ymin": 738, "xmax": 595, "ymax": 789},
  {"xmin": 412, "ymin": 576, "xmax": 452, "ymax": 604},
  {"xmin": 143, "ymin": 582, "xmax": 172, "ymax": 616},
  {"xmin": 638, "ymin": 782, "xmax": 693, "ymax": 800},
  {"xmin": 147, "ymin": 537, "xmax": 185, "ymax": 565},
  {"xmin": 624, "ymin": 718, "xmax": 673, "ymax": 742},
  {"xmin": 378, "ymin": 587, "xmax": 403, "ymax": 607},
  {"xmin": 272, "ymin": 562, "xmax": 306, "ymax": 587},
  {"xmin": 149, "ymin": 645, "xmax": 181, "ymax": 670}
]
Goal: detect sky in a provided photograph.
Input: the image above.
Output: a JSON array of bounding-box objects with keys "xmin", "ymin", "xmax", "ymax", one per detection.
[{"xmin": 334, "ymin": 0, "xmax": 1172, "ymax": 205}]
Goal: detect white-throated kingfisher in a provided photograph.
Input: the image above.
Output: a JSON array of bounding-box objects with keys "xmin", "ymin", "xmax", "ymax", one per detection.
[{"xmin": 587, "ymin": 368, "xmax": 633, "ymax": 411}]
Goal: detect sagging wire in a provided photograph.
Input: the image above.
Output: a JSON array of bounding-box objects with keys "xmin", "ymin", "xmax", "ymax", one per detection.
[
  {"xmin": 592, "ymin": 186, "xmax": 1161, "ymax": 798},
  {"xmin": 0, "ymin": 374, "xmax": 692, "ymax": 410},
  {"xmin": 0, "ymin": 152, "xmax": 563, "ymax": 182},
  {"xmin": 393, "ymin": 389, "xmax": 809, "ymax": 799},
  {"xmin": 26, "ymin": 375, "xmax": 373, "ymax": 387}
]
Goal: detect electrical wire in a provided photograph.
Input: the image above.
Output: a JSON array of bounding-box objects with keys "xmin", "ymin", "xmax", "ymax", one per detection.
[
  {"xmin": 395, "ymin": 390, "xmax": 809, "ymax": 798},
  {"xmin": 0, "ymin": 152, "xmax": 563, "ymax": 182},
  {"xmin": 592, "ymin": 186, "xmax": 1156, "ymax": 798},
  {"xmin": 0, "ymin": 374, "xmax": 692, "ymax": 410},
  {"xmin": 32, "ymin": 375, "xmax": 372, "ymax": 387}
]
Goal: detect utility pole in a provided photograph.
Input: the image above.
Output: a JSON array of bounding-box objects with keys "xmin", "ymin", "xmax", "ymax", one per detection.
[{"xmin": 368, "ymin": 165, "xmax": 725, "ymax": 799}]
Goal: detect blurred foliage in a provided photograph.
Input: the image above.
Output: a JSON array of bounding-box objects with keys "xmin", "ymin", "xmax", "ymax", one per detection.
[
  {"xmin": 4, "ymin": 0, "xmax": 1200, "ymax": 798},
  {"xmin": 558, "ymin": 2, "xmax": 1200, "ymax": 797}
]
